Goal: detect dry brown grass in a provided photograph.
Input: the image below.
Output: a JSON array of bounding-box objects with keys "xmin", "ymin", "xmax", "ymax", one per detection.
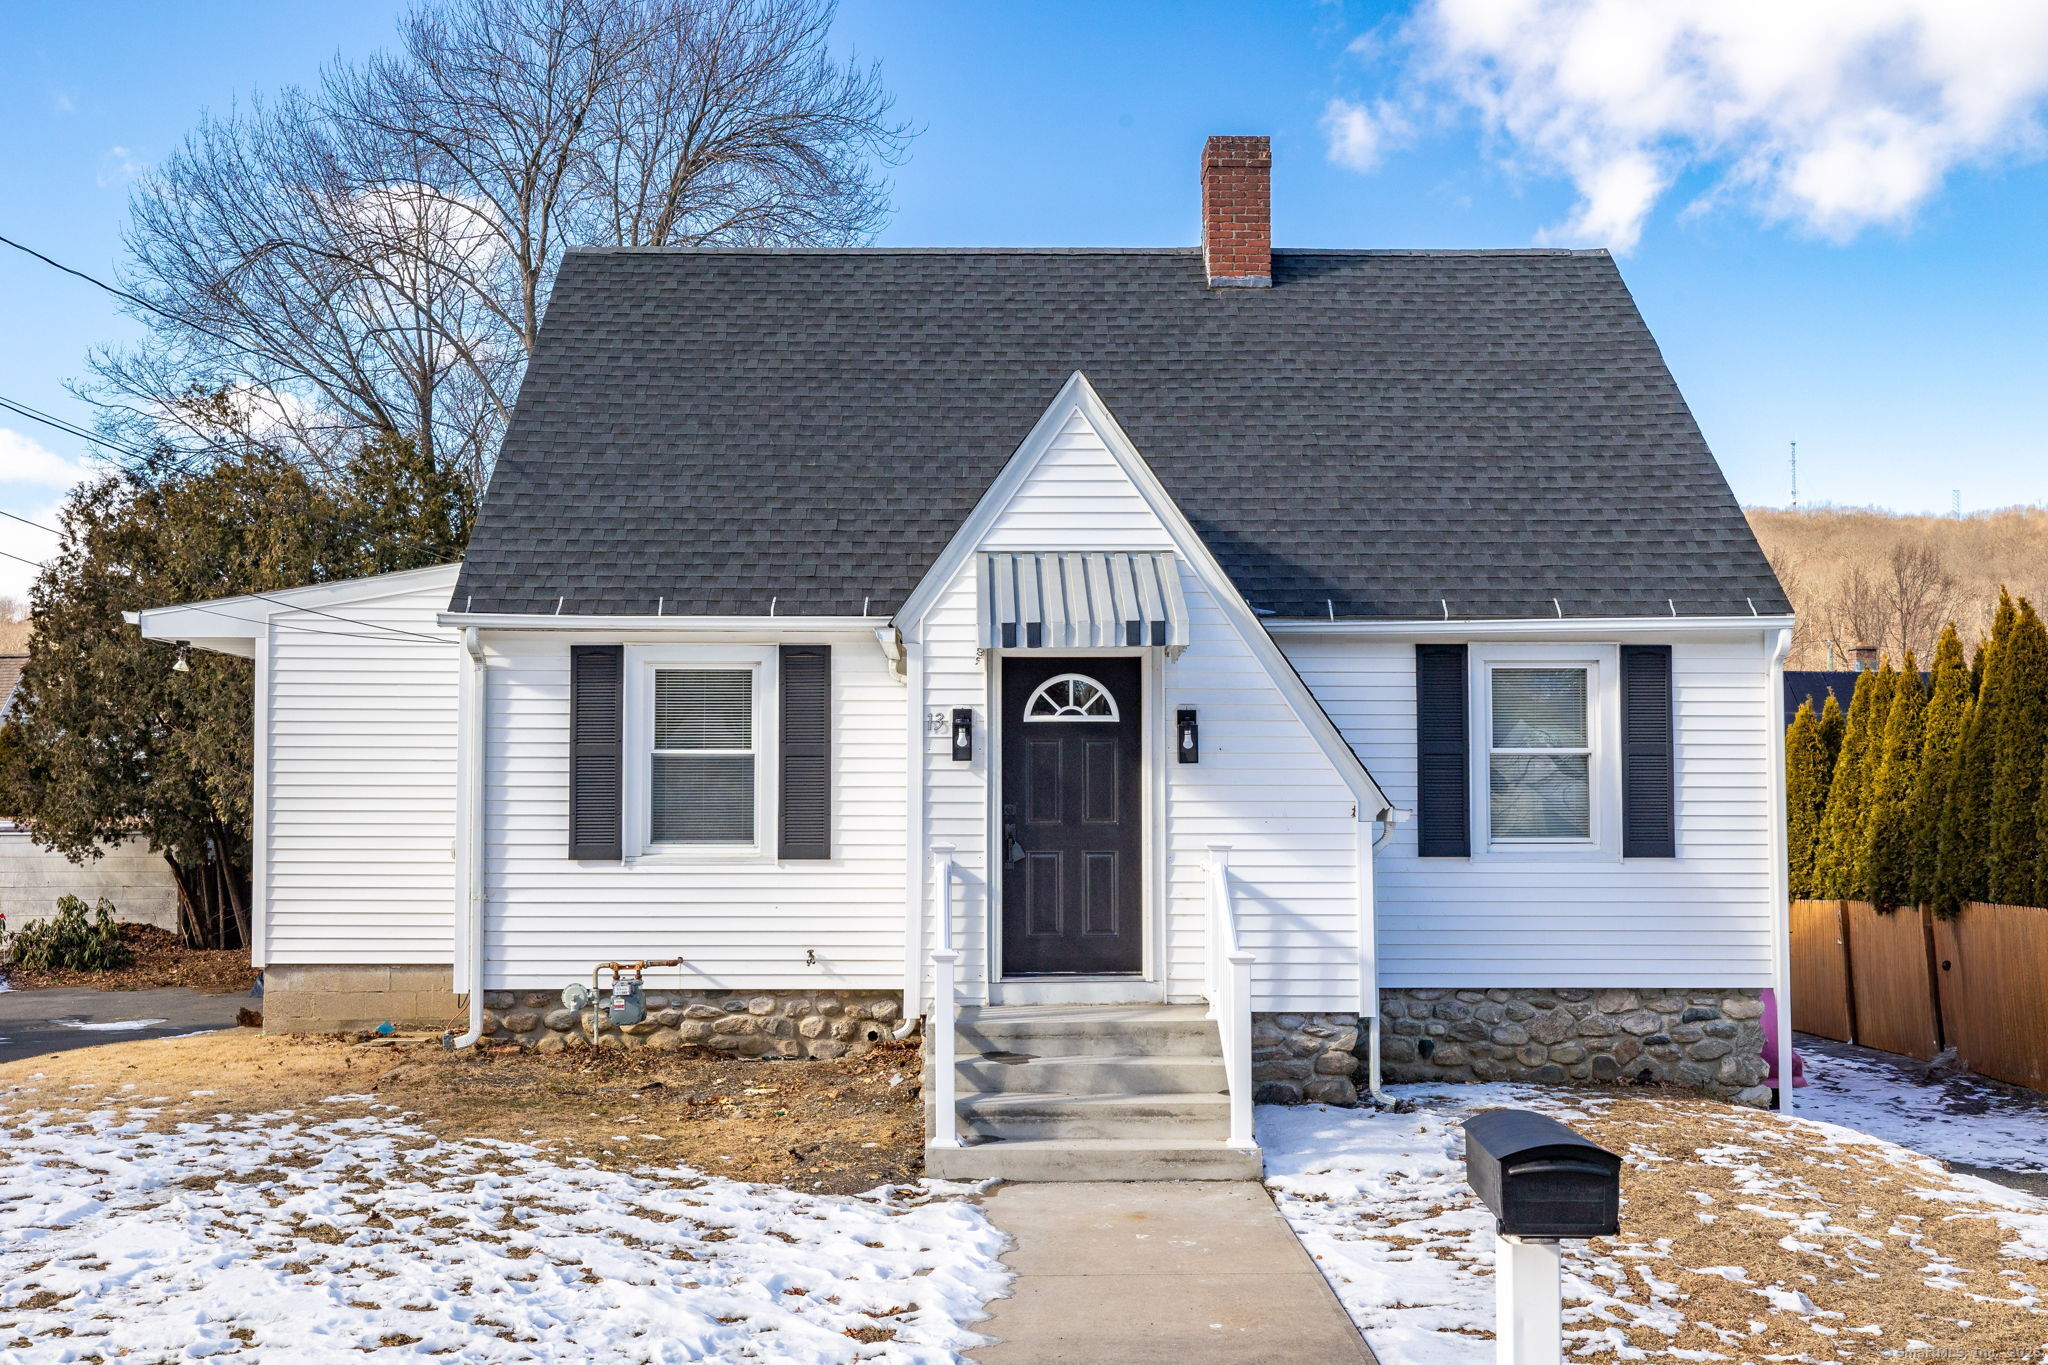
[
  {"xmin": 1748, "ymin": 505, "xmax": 2048, "ymax": 669},
  {"xmin": 1563, "ymin": 1093, "xmax": 2048, "ymax": 1360},
  {"xmin": 0, "ymin": 1028, "xmax": 927, "ymax": 1195}
]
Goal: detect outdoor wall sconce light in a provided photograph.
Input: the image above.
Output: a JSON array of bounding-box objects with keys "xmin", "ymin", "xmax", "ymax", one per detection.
[
  {"xmin": 951, "ymin": 707, "xmax": 973, "ymax": 762},
  {"xmin": 1177, "ymin": 708, "xmax": 1199, "ymax": 763}
]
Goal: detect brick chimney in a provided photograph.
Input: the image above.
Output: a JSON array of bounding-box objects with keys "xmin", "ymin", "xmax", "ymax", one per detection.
[
  {"xmin": 1850, "ymin": 643, "xmax": 1879, "ymax": 672},
  {"xmin": 1200, "ymin": 135, "xmax": 1271, "ymax": 288}
]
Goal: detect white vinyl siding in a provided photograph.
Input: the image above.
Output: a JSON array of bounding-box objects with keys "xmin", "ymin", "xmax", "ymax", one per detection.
[
  {"xmin": 914, "ymin": 410, "xmax": 1363, "ymax": 1013},
  {"xmin": 1282, "ymin": 634, "xmax": 1776, "ymax": 989},
  {"xmin": 481, "ymin": 629, "xmax": 906, "ymax": 991},
  {"xmin": 261, "ymin": 574, "xmax": 462, "ymax": 965}
]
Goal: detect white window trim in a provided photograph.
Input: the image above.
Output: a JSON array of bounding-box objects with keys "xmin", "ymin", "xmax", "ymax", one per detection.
[
  {"xmin": 622, "ymin": 644, "xmax": 779, "ymax": 863},
  {"xmin": 1469, "ymin": 642, "xmax": 1621, "ymax": 861}
]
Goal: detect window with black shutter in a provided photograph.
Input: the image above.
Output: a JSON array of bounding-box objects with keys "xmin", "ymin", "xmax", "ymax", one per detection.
[
  {"xmin": 778, "ymin": 645, "xmax": 832, "ymax": 860},
  {"xmin": 1620, "ymin": 645, "xmax": 1676, "ymax": 857},
  {"xmin": 568, "ymin": 644, "xmax": 624, "ymax": 860},
  {"xmin": 1415, "ymin": 643, "xmax": 1471, "ymax": 857}
]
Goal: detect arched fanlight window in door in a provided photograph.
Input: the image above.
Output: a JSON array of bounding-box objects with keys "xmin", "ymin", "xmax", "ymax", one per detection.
[{"xmin": 1023, "ymin": 673, "xmax": 1120, "ymax": 722}]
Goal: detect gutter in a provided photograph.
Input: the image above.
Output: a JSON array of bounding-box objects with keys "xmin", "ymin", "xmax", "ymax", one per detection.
[
  {"xmin": 1267, "ymin": 614, "xmax": 1798, "ymax": 639},
  {"xmin": 435, "ymin": 612, "xmax": 888, "ymax": 632},
  {"xmin": 444, "ymin": 626, "xmax": 488, "ymax": 1050}
]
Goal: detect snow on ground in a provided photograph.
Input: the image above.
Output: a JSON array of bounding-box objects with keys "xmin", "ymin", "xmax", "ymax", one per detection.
[
  {"xmin": 1261, "ymin": 1067, "xmax": 2048, "ymax": 1365},
  {"xmin": 52, "ymin": 1016, "xmax": 168, "ymax": 1031},
  {"xmin": 1793, "ymin": 1041, "xmax": 2048, "ymax": 1171},
  {"xmin": 0, "ymin": 1093, "xmax": 1010, "ymax": 1363}
]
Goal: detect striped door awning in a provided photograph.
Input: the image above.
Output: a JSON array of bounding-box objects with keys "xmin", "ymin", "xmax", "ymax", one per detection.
[{"xmin": 979, "ymin": 551, "xmax": 1190, "ymax": 652}]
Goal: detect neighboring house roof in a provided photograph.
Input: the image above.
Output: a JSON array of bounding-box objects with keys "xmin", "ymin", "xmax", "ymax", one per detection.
[
  {"xmin": 453, "ymin": 247, "xmax": 1790, "ymax": 622},
  {"xmin": 1785, "ymin": 670, "xmax": 1860, "ymax": 719},
  {"xmin": 1783, "ymin": 669, "xmax": 1931, "ymax": 720},
  {"xmin": 0, "ymin": 654, "xmax": 24, "ymax": 720}
]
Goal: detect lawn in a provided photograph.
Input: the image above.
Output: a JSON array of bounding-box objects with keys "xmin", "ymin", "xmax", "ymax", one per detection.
[
  {"xmin": 0, "ymin": 1032, "xmax": 1009, "ymax": 1363},
  {"xmin": 1261, "ymin": 1053, "xmax": 2048, "ymax": 1364}
]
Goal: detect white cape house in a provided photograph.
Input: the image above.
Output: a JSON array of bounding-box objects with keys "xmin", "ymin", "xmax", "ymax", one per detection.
[{"xmin": 138, "ymin": 137, "xmax": 1794, "ymax": 1181}]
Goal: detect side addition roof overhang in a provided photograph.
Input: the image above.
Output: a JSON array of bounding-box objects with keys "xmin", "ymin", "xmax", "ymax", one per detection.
[
  {"xmin": 896, "ymin": 373, "xmax": 1394, "ymax": 819},
  {"xmin": 129, "ymin": 562, "xmax": 464, "ymax": 657}
]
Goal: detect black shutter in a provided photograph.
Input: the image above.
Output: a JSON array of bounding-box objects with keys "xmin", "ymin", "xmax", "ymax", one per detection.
[
  {"xmin": 568, "ymin": 644, "xmax": 624, "ymax": 860},
  {"xmin": 779, "ymin": 644, "xmax": 832, "ymax": 860},
  {"xmin": 1415, "ymin": 644, "xmax": 1470, "ymax": 857},
  {"xmin": 1621, "ymin": 644, "xmax": 1676, "ymax": 858}
]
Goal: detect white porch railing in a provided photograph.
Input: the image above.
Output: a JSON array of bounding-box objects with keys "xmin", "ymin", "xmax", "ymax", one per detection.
[
  {"xmin": 927, "ymin": 843, "xmax": 961, "ymax": 1150},
  {"xmin": 1205, "ymin": 844, "xmax": 1257, "ymax": 1151}
]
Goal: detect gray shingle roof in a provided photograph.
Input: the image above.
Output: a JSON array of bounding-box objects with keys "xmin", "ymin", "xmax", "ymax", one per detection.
[{"xmin": 453, "ymin": 247, "xmax": 1788, "ymax": 620}]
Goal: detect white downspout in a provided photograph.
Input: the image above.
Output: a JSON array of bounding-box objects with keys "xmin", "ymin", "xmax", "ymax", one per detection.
[
  {"xmin": 1361, "ymin": 807, "xmax": 1409, "ymax": 1106},
  {"xmin": 445, "ymin": 625, "xmax": 488, "ymax": 1050},
  {"xmin": 1765, "ymin": 627, "xmax": 1794, "ymax": 1109}
]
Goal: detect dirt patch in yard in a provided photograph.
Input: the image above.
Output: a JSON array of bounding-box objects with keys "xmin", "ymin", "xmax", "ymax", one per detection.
[
  {"xmin": 0, "ymin": 1029, "xmax": 926, "ymax": 1195},
  {"xmin": 0, "ymin": 923, "xmax": 258, "ymax": 995}
]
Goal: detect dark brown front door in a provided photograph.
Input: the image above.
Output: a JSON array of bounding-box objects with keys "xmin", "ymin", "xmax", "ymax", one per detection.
[{"xmin": 1000, "ymin": 656, "xmax": 1144, "ymax": 976}]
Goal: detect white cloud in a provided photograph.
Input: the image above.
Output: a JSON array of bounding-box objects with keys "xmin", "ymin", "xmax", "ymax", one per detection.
[
  {"xmin": 1322, "ymin": 97, "xmax": 1411, "ymax": 172},
  {"xmin": 0, "ymin": 428, "xmax": 94, "ymax": 488},
  {"xmin": 97, "ymin": 145, "xmax": 146, "ymax": 188},
  {"xmin": 1331, "ymin": 0, "xmax": 2048, "ymax": 250},
  {"xmin": 0, "ymin": 496, "xmax": 66, "ymax": 603},
  {"xmin": 0, "ymin": 431, "xmax": 90, "ymax": 602}
]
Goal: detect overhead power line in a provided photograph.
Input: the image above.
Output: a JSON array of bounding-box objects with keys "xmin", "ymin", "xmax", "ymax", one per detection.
[
  {"xmin": 0, "ymin": 231, "xmax": 242, "ymax": 346},
  {"xmin": 1, "ymin": 537, "xmax": 451, "ymax": 646},
  {"xmin": 0, "ymin": 235, "xmax": 456, "ymax": 648},
  {"xmin": 0, "ymin": 508, "xmax": 59, "ymax": 535}
]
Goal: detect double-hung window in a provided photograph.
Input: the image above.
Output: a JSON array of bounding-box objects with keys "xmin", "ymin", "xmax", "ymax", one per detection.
[
  {"xmin": 652, "ymin": 669, "xmax": 755, "ymax": 844},
  {"xmin": 624, "ymin": 647, "xmax": 775, "ymax": 857},
  {"xmin": 1488, "ymin": 667, "xmax": 1591, "ymax": 841},
  {"xmin": 1471, "ymin": 644, "xmax": 1618, "ymax": 856}
]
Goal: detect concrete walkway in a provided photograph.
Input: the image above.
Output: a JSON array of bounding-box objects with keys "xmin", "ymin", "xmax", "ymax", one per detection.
[
  {"xmin": 0, "ymin": 986, "xmax": 242, "ymax": 1065},
  {"xmin": 969, "ymin": 1181, "xmax": 1376, "ymax": 1364}
]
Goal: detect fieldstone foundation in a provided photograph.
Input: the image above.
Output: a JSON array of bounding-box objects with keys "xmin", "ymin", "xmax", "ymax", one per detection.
[
  {"xmin": 1380, "ymin": 988, "xmax": 1771, "ymax": 1106},
  {"xmin": 480, "ymin": 989, "xmax": 904, "ymax": 1059},
  {"xmin": 1253, "ymin": 1012, "xmax": 1364, "ymax": 1107}
]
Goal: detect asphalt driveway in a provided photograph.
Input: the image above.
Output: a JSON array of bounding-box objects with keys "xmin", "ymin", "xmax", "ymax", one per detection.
[{"xmin": 0, "ymin": 986, "xmax": 244, "ymax": 1065}]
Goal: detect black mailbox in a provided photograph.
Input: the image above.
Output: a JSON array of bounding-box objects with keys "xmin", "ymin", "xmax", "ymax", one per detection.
[{"xmin": 1462, "ymin": 1109, "xmax": 1621, "ymax": 1239}]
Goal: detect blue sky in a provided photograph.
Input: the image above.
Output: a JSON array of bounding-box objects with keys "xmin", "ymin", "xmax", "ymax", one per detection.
[{"xmin": 6, "ymin": 0, "xmax": 2048, "ymax": 600}]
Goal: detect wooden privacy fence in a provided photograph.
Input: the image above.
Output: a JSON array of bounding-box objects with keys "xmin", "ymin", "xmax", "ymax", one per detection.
[{"xmin": 1792, "ymin": 898, "xmax": 2048, "ymax": 1088}]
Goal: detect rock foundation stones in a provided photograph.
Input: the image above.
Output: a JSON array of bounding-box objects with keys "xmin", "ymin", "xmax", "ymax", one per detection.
[
  {"xmin": 480, "ymin": 989, "xmax": 903, "ymax": 1059},
  {"xmin": 1379, "ymin": 987, "xmax": 1769, "ymax": 1105},
  {"xmin": 1253, "ymin": 1012, "xmax": 1361, "ymax": 1107}
]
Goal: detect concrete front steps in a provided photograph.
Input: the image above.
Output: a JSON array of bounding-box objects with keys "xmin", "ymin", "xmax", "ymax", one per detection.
[{"xmin": 924, "ymin": 1003, "xmax": 1262, "ymax": 1181}]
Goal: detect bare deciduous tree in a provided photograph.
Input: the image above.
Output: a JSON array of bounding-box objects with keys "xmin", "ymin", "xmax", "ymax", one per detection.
[
  {"xmin": 89, "ymin": 0, "xmax": 908, "ymax": 490},
  {"xmin": 1748, "ymin": 505, "xmax": 2030, "ymax": 669},
  {"xmin": 1818, "ymin": 543, "xmax": 1960, "ymax": 667}
]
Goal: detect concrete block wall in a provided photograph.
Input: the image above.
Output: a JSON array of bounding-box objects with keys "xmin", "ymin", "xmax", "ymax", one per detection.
[
  {"xmin": 261, "ymin": 964, "xmax": 460, "ymax": 1033},
  {"xmin": 0, "ymin": 830, "xmax": 181, "ymax": 932}
]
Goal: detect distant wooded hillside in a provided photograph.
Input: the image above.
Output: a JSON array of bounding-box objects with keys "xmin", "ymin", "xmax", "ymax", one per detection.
[{"xmin": 1747, "ymin": 506, "xmax": 2048, "ymax": 669}]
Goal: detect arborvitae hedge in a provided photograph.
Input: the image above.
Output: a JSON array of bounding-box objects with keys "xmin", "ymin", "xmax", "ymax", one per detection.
[
  {"xmin": 1782, "ymin": 591, "xmax": 2048, "ymax": 915},
  {"xmin": 1908, "ymin": 626, "xmax": 1970, "ymax": 909},
  {"xmin": 1989, "ymin": 599, "xmax": 2048, "ymax": 905},
  {"xmin": 1934, "ymin": 591, "xmax": 2015, "ymax": 915},
  {"xmin": 1863, "ymin": 650, "xmax": 1926, "ymax": 911},
  {"xmin": 1813, "ymin": 661, "xmax": 1894, "ymax": 898},
  {"xmin": 1817, "ymin": 691, "xmax": 1846, "ymax": 773},
  {"xmin": 1785, "ymin": 699, "xmax": 1829, "ymax": 900}
]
